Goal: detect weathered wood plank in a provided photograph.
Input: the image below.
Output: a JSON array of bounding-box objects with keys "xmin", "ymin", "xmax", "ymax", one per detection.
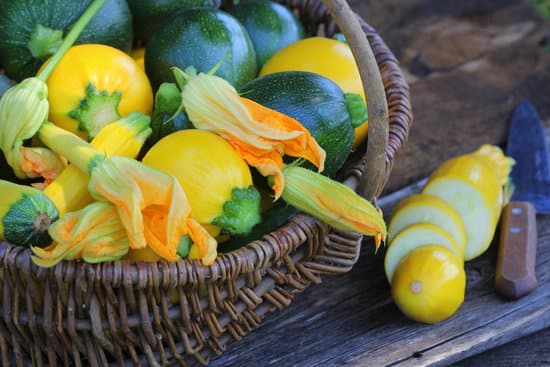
[{"xmin": 458, "ymin": 327, "xmax": 550, "ymax": 367}]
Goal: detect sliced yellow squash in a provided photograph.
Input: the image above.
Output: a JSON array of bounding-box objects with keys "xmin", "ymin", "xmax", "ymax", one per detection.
[
  {"xmin": 384, "ymin": 222, "xmax": 463, "ymax": 283},
  {"xmin": 422, "ymin": 154, "xmax": 502, "ymax": 260},
  {"xmin": 388, "ymin": 193, "xmax": 466, "ymax": 256}
]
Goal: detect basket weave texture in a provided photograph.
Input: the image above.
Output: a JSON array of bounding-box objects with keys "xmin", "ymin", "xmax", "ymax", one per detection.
[{"xmin": 0, "ymin": 0, "xmax": 412, "ymax": 366}]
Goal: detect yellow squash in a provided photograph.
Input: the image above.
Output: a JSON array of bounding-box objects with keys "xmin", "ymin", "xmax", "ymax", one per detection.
[
  {"xmin": 40, "ymin": 44, "xmax": 153, "ymax": 141},
  {"xmin": 387, "ymin": 193, "xmax": 466, "ymax": 252},
  {"xmin": 142, "ymin": 129, "xmax": 261, "ymax": 239},
  {"xmin": 260, "ymin": 36, "xmax": 368, "ymax": 148},
  {"xmin": 422, "ymin": 145, "xmax": 513, "ymax": 260},
  {"xmin": 391, "ymin": 244, "xmax": 466, "ymax": 324}
]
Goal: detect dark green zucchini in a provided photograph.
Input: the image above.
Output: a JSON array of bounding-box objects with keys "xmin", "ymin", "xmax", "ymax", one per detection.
[
  {"xmin": 144, "ymin": 7, "xmax": 257, "ymax": 90},
  {"xmin": 127, "ymin": 0, "xmax": 219, "ymax": 44},
  {"xmin": 0, "ymin": 0, "xmax": 133, "ymax": 81}
]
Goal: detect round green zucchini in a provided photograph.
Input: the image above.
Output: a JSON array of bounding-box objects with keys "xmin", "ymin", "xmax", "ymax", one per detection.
[
  {"xmin": 144, "ymin": 7, "xmax": 257, "ymax": 90},
  {"xmin": 127, "ymin": 0, "xmax": 218, "ymax": 44},
  {"xmin": 0, "ymin": 180, "xmax": 58, "ymax": 248}
]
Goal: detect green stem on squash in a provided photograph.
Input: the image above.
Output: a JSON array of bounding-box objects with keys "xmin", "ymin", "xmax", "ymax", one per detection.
[
  {"xmin": 27, "ymin": 24, "xmax": 64, "ymax": 59},
  {"xmin": 68, "ymin": 83, "xmax": 122, "ymax": 139},
  {"xmin": 211, "ymin": 185, "xmax": 261, "ymax": 235},
  {"xmin": 37, "ymin": 0, "xmax": 107, "ymax": 82},
  {"xmin": 344, "ymin": 93, "xmax": 368, "ymax": 128}
]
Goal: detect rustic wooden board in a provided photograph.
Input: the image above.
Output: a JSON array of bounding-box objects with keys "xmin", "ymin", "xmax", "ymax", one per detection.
[
  {"xmin": 459, "ymin": 327, "xmax": 550, "ymax": 367},
  {"xmin": 210, "ymin": 1, "xmax": 550, "ymax": 366}
]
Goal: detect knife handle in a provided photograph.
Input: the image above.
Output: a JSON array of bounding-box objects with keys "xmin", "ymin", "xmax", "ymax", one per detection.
[{"xmin": 495, "ymin": 201, "xmax": 538, "ymax": 300}]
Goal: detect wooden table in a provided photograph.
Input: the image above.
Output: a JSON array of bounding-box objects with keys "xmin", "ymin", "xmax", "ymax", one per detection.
[{"xmin": 210, "ymin": 1, "xmax": 550, "ymax": 366}]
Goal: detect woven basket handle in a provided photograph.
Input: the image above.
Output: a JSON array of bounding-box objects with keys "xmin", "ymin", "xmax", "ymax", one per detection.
[{"xmin": 320, "ymin": 0, "xmax": 389, "ymax": 202}]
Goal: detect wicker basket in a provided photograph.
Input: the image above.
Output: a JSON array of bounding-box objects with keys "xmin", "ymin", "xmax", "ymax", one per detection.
[{"xmin": 0, "ymin": 0, "xmax": 412, "ymax": 366}]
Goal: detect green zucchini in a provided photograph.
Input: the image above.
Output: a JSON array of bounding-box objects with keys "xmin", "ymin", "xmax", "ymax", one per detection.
[
  {"xmin": 227, "ymin": 0, "xmax": 305, "ymax": 68},
  {"xmin": 239, "ymin": 71, "xmax": 364, "ymax": 177},
  {"xmin": 0, "ymin": 180, "xmax": 58, "ymax": 247},
  {"xmin": 144, "ymin": 7, "xmax": 257, "ymax": 90},
  {"xmin": 127, "ymin": 0, "xmax": 218, "ymax": 44},
  {"xmin": 0, "ymin": 0, "xmax": 133, "ymax": 81}
]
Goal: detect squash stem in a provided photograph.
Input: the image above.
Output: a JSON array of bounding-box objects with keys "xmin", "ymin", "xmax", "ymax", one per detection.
[
  {"xmin": 37, "ymin": 0, "xmax": 107, "ymax": 82},
  {"xmin": 27, "ymin": 24, "xmax": 64, "ymax": 59},
  {"xmin": 344, "ymin": 93, "xmax": 368, "ymax": 128},
  {"xmin": 211, "ymin": 185, "xmax": 261, "ymax": 235},
  {"xmin": 37, "ymin": 121, "xmax": 105, "ymax": 175}
]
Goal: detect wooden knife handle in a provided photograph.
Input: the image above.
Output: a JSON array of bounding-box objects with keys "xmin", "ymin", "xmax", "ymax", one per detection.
[{"xmin": 495, "ymin": 201, "xmax": 538, "ymax": 300}]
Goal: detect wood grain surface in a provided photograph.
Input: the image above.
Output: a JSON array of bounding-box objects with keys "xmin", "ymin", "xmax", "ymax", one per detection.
[{"xmin": 210, "ymin": 0, "xmax": 550, "ymax": 366}]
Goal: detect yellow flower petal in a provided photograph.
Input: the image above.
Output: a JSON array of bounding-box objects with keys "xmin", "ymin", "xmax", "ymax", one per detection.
[
  {"xmin": 186, "ymin": 218, "xmax": 217, "ymax": 265},
  {"xmin": 21, "ymin": 146, "xmax": 66, "ymax": 184}
]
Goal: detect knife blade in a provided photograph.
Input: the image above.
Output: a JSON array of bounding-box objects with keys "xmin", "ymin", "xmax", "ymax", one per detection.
[{"xmin": 495, "ymin": 100, "xmax": 550, "ymax": 300}]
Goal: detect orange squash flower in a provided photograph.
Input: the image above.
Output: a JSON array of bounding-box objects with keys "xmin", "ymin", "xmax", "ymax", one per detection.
[
  {"xmin": 31, "ymin": 201, "xmax": 129, "ymax": 267},
  {"xmin": 87, "ymin": 156, "xmax": 217, "ymax": 264},
  {"xmin": 176, "ymin": 69, "xmax": 326, "ymax": 199}
]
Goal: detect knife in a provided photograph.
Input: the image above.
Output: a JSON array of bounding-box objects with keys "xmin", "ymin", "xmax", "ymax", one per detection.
[{"xmin": 495, "ymin": 100, "xmax": 550, "ymax": 300}]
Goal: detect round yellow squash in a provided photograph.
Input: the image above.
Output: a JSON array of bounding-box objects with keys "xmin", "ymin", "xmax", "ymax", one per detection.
[
  {"xmin": 40, "ymin": 44, "xmax": 153, "ymax": 141},
  {"xmin": 391, "ymin": 244, "xmax": 466, "ymax": 324},
  {"xmin": 142, "ymin": 129, "xmax": 261, "ymax": 239}
]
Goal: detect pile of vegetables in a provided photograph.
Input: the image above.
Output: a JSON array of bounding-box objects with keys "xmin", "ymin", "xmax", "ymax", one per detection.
[{"xmin": 0, "ymin": 0, "xmax": 385, "ymax": 268}]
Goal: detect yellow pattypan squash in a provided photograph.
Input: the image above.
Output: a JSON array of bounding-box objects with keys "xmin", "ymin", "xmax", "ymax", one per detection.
[{"xmin": 40, "ymin": 43, "xmax": 153, "ymax": 141}]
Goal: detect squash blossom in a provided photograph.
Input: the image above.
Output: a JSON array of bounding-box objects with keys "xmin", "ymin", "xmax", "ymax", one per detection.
[
  {"xmin": 0, "ymin": 77, "xmax": 65, "ymax": 182},
  {"xmin": 279, "ymin": 165, "xmax": 387, "ymax": 249},
  {"xmin": 174, "ymin": 68, "xmax": 326, "ymax": 199},
  {"xmin": 37, "ymin": 121, "xmax": 218, "ymax": 265},
  {"xmin": 88, "ymin": 156, "xmax": 217, "ymax": 264},
  {"xmin": 31, "ymin": 201, "xmax": 130, "ymax": 267}
]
